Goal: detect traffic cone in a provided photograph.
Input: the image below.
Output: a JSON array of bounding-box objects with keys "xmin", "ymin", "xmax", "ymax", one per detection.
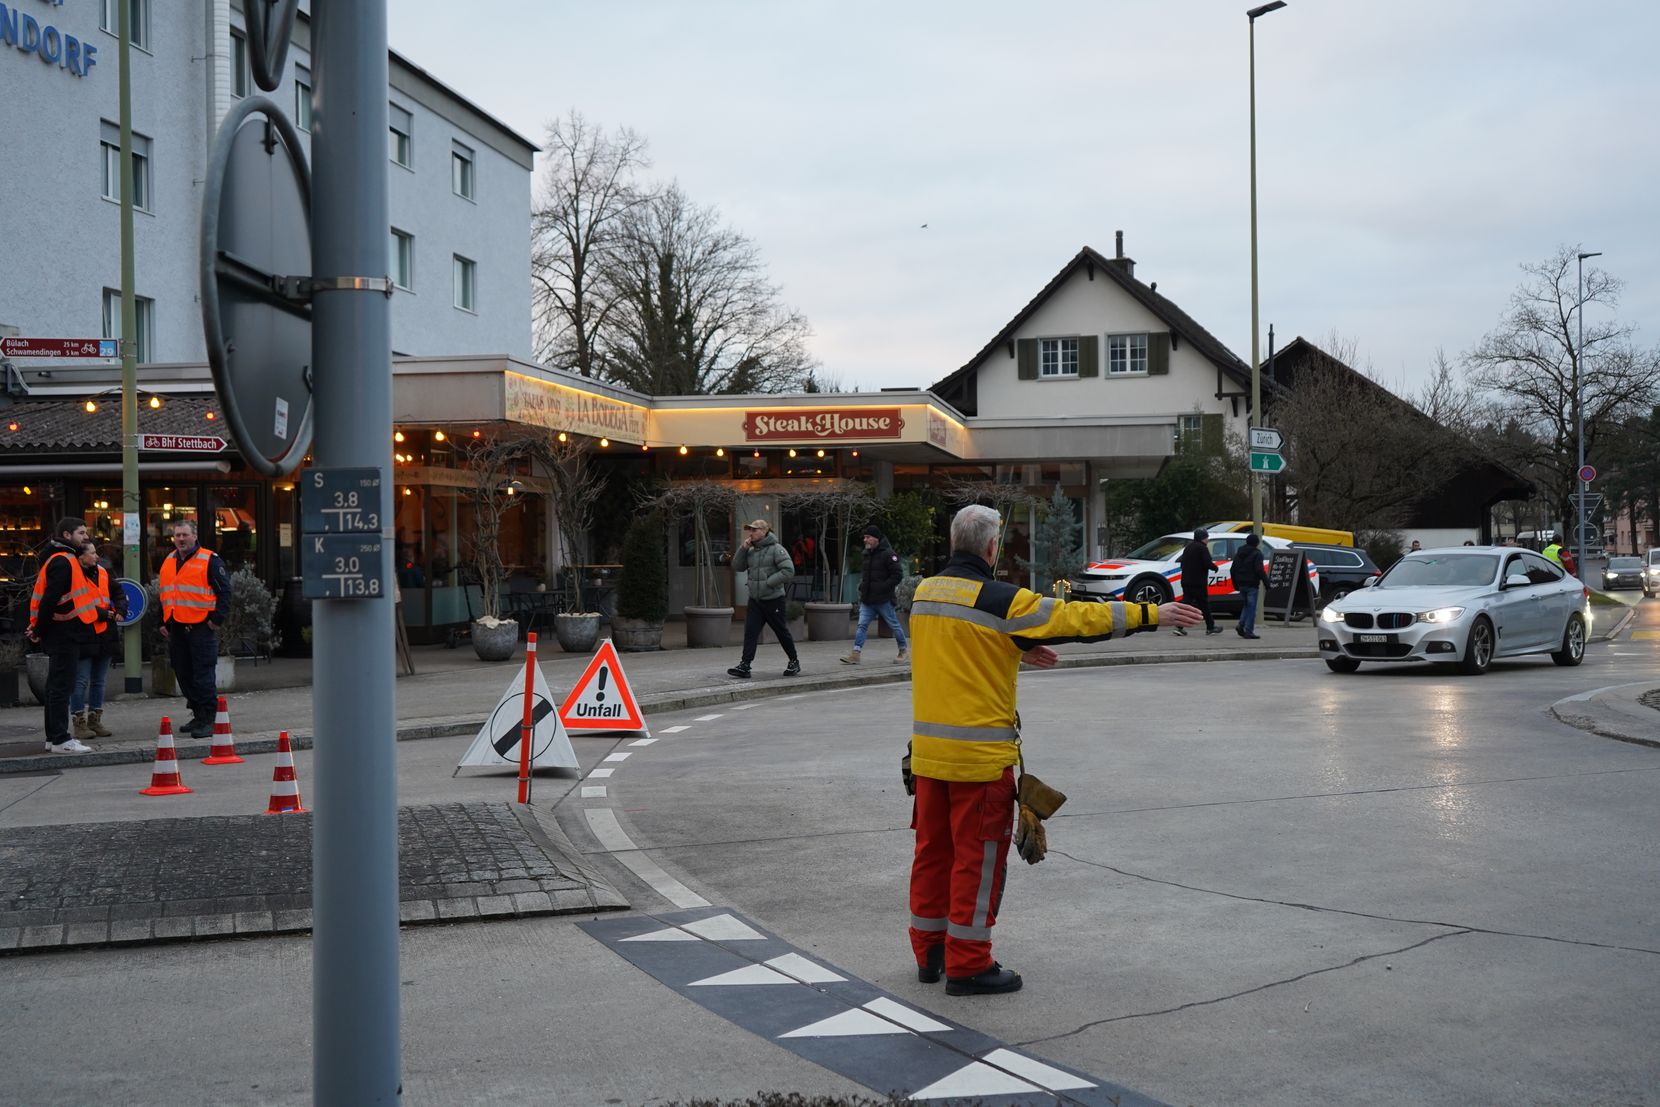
[
  {"xmin": 201, "ymin": 696, "xmax": 244, "ymax": 765},
  {"xmin": 264, "ymin": 731, "xmax": 306, "ymax": 814},
  {"xmin": 140, "ymin": 717, "xmax": 193, "ymax": 797}
]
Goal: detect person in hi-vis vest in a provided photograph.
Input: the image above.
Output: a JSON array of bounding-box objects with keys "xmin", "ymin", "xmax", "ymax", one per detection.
[
  {"xmin": 158, "ymin": 519, "xmax": 232, "ymax": 738},
  {"xmin": 26, "ymin": 518, "xmax": 94, "ymax": 753}
]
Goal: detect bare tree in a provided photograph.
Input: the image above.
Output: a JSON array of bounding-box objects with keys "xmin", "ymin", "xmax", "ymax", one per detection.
[
  {"xmin": 941, "ymin": 477, "xmax": 1043, "ymax": 578},
  {"xmin": 783, "ymin": 484, "xmax": 880, "ymax": 602},
  {"xmin": 455, "ymin": 433, "xmax": 538, "ymax": 621},
  {"xmin": 649, "ymin": 480, "xmax": 738, "ymax": 608},
  {"xmin": 1465, "ymin": 247, "xmax": 1660, "ymax": 526},
  {"xmin": 600, "ymin": 183, "xmax": 815, "ymax": 395},
  {"xmin": 527, "ymin": 432, "xmax": 607, "ymax": 613},
  {"xmin": 530, "ymin": 110, "xmax": 653, "ymax": 377}
]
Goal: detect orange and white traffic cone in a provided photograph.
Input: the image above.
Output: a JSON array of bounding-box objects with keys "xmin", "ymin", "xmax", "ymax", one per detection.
[
  {"xmin": 201, "ymin": 696, "xmax": 244, "ymax": 765},
  {"xmin": 264, "ymin": 731, "xmax": 306, "ymax": 814},
  {"xmin": 140, "ymin": 717, "xmax": 194, "ymax": 797}
]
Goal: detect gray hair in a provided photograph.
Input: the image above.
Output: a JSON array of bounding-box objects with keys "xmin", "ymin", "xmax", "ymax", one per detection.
[
  {"xmin": 171, "ymin": 519, "xmax": 198, "ymax": 535},
  {"xmin": 950, "ymin": 504, "xmax": 1000, "ymax": 556}
]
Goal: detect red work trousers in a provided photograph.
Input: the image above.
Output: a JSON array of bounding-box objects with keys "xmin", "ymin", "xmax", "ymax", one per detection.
[{"xmin": 908, "ymin": 766, "xmax": 1015, "ymax": 979}]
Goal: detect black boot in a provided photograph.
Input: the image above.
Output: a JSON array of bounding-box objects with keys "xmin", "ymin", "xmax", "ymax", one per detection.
[
  {"xmin": 726, "ymin": 663, "xmax": 752, "ymax": 678},
  {"xmin": 917, "ymin": 944, "xmax": 944, "ymax": 984},
  {"xmin": 946, "ymin": 962, "xmax": 1023, "ymax": 996}
]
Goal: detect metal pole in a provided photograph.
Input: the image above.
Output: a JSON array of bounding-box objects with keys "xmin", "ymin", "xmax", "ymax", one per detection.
[
  {"xmin": 310, "ymin": 3, "xmax": 400, "ymax": 1103},
  {"xmin": 1248, "ymin": 14, "xmax": 1262, "ymax": 537},
  {"xmin": 1575, "ymin": 250, "xmax": 1600, "ymax": 577},
  {"xmin": 117, "ymin": 0, "xmax": 142, "ymax": 693}
]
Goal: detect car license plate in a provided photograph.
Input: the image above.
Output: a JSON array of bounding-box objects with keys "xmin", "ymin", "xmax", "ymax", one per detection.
[{"xmin": 1357, "ymin": 633, "xmax": 1390, "ymax": 644}]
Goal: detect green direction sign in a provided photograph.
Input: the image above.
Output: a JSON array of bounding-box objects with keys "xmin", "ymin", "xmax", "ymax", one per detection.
[{"xmin": 1249, "ymin": 451, "xmax": 1286, "ymax": 473}]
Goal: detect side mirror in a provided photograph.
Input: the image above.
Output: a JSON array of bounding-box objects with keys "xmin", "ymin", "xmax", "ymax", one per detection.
[
  {"xmin": 1504, "ymin": 574, "xmax": 1531, "ymax": 589},
  {"xmin": 1361, "ymin": 576, "xmax": 1379, "ymax": 588}
]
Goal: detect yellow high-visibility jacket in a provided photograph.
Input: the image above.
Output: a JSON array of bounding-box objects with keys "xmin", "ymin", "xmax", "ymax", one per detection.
[{"xmin": 909, "ymin": 553, "xmax": 1158, "ymax": 782}]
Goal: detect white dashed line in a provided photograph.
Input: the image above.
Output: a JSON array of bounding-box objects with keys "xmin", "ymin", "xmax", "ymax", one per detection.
[
  {"xmin": 629, "ymin": 738, "xmax": 658, "ymax": 746},
  {"xmin": 581, "ymin": 786, "xmax": 607, "ymax": 798},
  {"xmin": 603, "ymin": 752, "xmax": 632, "ymax": 763},
  {"xmin": 731, "ymin": 703, "xmax": 757, "ymax": 710},
  {"xmin": 587, "ymin": 768, "xmax": 614, "ymax": 779},
  {"xmin": 660, "ymin": 725, "xmax": 691, "ymax": 734},
  {"xmin": 694, "ymin": 714, "xmax": 724, "ymax": 722},
  {"xmin": 585, "ymin": 808, "xmax": 708, "ymax": 909}
]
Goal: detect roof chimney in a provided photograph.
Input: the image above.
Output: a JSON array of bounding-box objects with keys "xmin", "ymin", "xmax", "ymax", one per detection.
[
  {"xmin": 1112, "ymin": 230, "xmax": 1134, "ymax": 279},
  {"xmin": 1115, "ymin": 231, "xmax": 1124, "ymax": 259}
]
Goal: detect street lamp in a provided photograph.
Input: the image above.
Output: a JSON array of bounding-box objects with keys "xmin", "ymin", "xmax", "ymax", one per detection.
[
  {"xmin": 1247, "ymin": 0, "xmax": 1286, "ymax": 538},
  {"xmin": 1576, "ymin": 249, "xmax": 1601, "ymax": 574}
]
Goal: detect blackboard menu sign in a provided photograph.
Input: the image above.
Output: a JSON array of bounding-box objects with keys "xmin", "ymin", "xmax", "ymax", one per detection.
[{"xmin": 1264, "ymin": 548, "xmax": 1314, "ymax": 621}]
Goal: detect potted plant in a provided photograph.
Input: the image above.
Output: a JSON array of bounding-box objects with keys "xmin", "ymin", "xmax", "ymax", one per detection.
[
  {"xmin": 612, "ymin": 510, "xmax": 669, "ymax": 651},
  {"xmin": 652, "ymin": 480, "xmax": 738, "ymax": 649},
  {"xmin": 537, "ymin": 431, "xmax": 608, "ymax": 653},
  {"xmin": 458, "ymin": 433, "xmax": 530, "ymax": 661},
  {"xmin": 216, "ymin": 566, "xmax": 282, "ymax": 691},
  {"xmin": 784, "ymin": 483, "xmax": 879, "ymax": 641},
  {"xmin": 0, "ymin": 635, "xmax": 25, "ymax": 708},
  {"xmin": 878, "ymin": 490, "xmax": 937, "ymax": 579}
]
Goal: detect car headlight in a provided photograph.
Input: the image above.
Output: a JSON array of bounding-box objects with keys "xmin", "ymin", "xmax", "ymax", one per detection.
[
  {"xmin": 1416, "ymin": 607, "xmax": 1465, "ymax": 624},
  {"xmin": 1319, "ymin": 607, "xmax": 1345, "ymax": 624}
]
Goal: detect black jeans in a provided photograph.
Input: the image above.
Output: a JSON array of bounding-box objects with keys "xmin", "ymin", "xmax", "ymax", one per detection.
[
  {"xmin": 740, "ymin": 595, "xmax": 797, "ymax": 665},
  {"xmin": 41, "ymin": 632, "xmax": 80, "ymax": 744},
  {"xmin": 1183, "ymin": 582, "xmax": 1216, "ymax": 631},
  {"xmin": 167, "ymin": 621, "xmax": 219, "ymax": 720}
]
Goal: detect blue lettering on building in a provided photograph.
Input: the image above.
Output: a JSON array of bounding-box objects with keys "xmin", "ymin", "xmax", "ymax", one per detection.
[{"xmin": 0, "ymin": 2, "xmax": 97, "ymax": 78}]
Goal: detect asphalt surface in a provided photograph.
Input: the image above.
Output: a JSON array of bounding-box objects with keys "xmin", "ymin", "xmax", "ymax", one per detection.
[{"xmin": 0, "ymin": 598, "xmax": 1656, "ymax": 1105}]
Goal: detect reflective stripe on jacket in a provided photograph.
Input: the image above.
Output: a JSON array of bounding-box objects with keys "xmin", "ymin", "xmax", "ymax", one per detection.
[
  {"xmin": 161, "ymin": 548, "xmax": 217, "ymax": 623},
  {"xmin": 908, "ymin": 553, "xmax": 1158, "ymax": 783},
  {"xmin": 29, "ymin": 551, "xmax": 98, "ymax": 629}
]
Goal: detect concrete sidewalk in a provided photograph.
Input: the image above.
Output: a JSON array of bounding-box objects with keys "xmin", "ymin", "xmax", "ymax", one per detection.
[{"xmin": 2, "ymin": 616, "xmax": 1319, "ymax": 772}]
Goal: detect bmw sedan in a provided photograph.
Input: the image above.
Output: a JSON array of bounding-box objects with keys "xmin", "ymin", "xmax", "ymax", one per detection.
[{"xmin": 1316, "ymin": 547, "xmax": 1589, "ymax": 675}]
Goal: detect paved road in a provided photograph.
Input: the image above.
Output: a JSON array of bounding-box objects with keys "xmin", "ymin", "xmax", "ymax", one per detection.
[{"xmin": 1, "ymin": 610, "xmax": 1657, "ymax": 1105}]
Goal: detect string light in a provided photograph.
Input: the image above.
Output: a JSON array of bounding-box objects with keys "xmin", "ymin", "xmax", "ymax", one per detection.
[
  {"xmin": 148, "ymin": 395, "xmax": 162, "ymax": 410},
  {"xmin": 402, "ymin": 487, "xmax": 412, "ymax": 496},
  {"xmin": 816, "ymin": 449, "xmax": 825, "ymax": 458},
  {"xmin": 753, "ymin": 450, "xmax": 761, "ymax": 458},
  {"xmin": 394, "ymin": 430, "xmax": 405, "ymax": 443},
  {"xmin": 205, "ymin": 411, "xmax": 217, "ymax": 421},
  {"xmin": 851, "ymin": 450, "xmax": 859, "ymax": 457},
  {"xmin": 472, "ymin": 429, "xmax": 481, "ymax": 438},
  {"xmin": 599, "ymin": 438, "xmax": 609, "ymax": 448},
  {"xmin": 557, "ymin": 432, "xmax": 568, "ymax": 442},
  {"xmin": 84, "ymin": 399, "xmax": 97, "ymax": 413},
  {"xmin": 433, "ymin": 430, "xmax": 446, "ymax": 442},
  {"xmin": 6, "ymin": 421, "xmax": 17, "ymax": 432},
  {"xmin": 788, "ymin": 448, "xmax": 797, "ymax": 458},
  {"xmin": 715, "ymin": 447, "xmax": 725, "ymax": 457},
  {"xmin": 641, "ymin": 443, "xmax": 649, "ymax": 452},
  {"xmin": 23, "ymin": 486, "xmax": 33, "ymax": 495},
  {"xmin": 678, "ymin": 444, "xmax": 688, "ymax": 455}
]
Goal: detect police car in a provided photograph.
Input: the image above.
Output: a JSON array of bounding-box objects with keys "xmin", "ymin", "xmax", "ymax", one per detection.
[{"xmin": 1069, "ymin": 531, "xmax": 1317, "ymax": 613}]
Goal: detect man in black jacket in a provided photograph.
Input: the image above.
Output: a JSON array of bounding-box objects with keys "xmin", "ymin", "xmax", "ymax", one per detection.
[
  {"xmin": 26, "ymin": 518, "xmax": 95, "ymax": 753},
  {"xmin": 1176, "ymin": 528, "xmax": 1223, "ymax": 636},
  {"xmin": 1229, "ymin": 532, "xmax": 1268, "ymax": 638},
  {"xmin": 841, "ymin": 525, "xmax": 910, "ymax": 664}
]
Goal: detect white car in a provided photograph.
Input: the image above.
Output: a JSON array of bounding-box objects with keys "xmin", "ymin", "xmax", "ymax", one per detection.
[
  {"xmin": 1317, "ymin": 547, "xmax": 1589, "ymax": 675},
  {"xmin": 1070, "ymin": 531, "xmax": 1317, "ymax": 613}
]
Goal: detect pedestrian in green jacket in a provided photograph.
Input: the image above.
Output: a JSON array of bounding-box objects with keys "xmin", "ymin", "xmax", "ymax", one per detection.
[{"xmin": 727, "ymin": 519, "xmax": 801, "ymax": 679}]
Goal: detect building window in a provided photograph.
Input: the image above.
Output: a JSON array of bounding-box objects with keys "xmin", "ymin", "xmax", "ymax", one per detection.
[
  {"xmin": 389, "ymin": 228, "xmax": 413, "ymax": 290},
  {"xmin": 1038, "ymin": 338, "xmax": 1078, "ymax": 378},
  {"xmin": 1178, "ymin": 414, "xmax": 1203, "ymax": 450},
  {"xmin": 100, "ymin": 0, "xmax": 150, "ymax": 50},
  {"xmin": 1108, "ymin": 333, "xmax": 1149, "ymax": 374},
  {"xmin": 294, "ymin": 66, "xmax": 312, "ymax": 131},
  {"xmin": 452, "ymin": 255, "xmax": 476, "ymax": 312},
  {"xmin": 451, "ymin": 142, "xmax": 474, "ymax": 200},
  {"xmin": 230, "ymin": 29, "xmax": 249, "ymax": 98},
  {"xmin": 100, "ymin": 122, "xmax": 151, "ymax": 211},
  {"xmin": 389, "ymin": 104, "xmax": 412, "ymax": 168},
  {"xmin": 101, "ymin": 289, "xmax": 154, "ymax": 363}
]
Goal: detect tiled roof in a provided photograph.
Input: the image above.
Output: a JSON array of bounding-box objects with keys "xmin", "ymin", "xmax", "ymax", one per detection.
[{"xmin": 0, "ymin": 394, "xmax": 225, "ymax": 454}]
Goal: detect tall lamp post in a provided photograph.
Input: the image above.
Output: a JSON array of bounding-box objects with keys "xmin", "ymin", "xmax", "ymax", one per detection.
[
  {"xmin": 1576, "ymin": 249, "xmax": 1601, "ymax": 574},
  {"xmin": 1247, "ymin": 0, "xmax": 1286, "ymax": 537}
]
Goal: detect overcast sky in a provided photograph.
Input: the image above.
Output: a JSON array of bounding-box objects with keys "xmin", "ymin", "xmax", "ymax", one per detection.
[{"xmin": 389, "ymin": 0, "xmax": 1658, "ymax": 398}]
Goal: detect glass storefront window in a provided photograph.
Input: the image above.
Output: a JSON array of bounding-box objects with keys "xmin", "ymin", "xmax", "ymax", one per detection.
[
  {"xmin": 145, "ymin": 486, "xmax": 199, "ymax": 571},
  {"xmin": 204, "ymin": 485, "xmax": 260, "ymax": 573},
  {"xmin": 0, "ymin": 484, "xmax": 49, "ymax": 587}
]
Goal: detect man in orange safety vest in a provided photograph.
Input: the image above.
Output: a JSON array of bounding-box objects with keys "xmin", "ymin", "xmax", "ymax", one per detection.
[{"xmin": 158, "ymin": 519, "xmax": 232, "ymax": 738}]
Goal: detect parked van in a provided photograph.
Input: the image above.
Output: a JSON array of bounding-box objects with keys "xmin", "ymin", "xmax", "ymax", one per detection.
[{"xmin": 1200, "ymin": 520, "xmax": 1355, "ymax": 548}]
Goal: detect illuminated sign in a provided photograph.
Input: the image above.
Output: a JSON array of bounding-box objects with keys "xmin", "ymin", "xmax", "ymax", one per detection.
[
  {"xmin": 743, "ymin": 408, "xmax": 904, "ymax": 442},
  {"xmin": 503, "ymin": 372, "xmax": 648, "ymax": 444},
  {"xmin": 1, "ymin": 2, "xmax": 100, "ymax": 79}
]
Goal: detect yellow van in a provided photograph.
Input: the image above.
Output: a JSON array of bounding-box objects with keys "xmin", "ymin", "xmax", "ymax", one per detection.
[{"xmin": 1200, "ymin": 520, "xmax": 1355, "ymax": 548}]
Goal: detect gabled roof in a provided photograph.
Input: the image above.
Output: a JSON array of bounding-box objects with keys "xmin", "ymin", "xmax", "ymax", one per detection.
[
  {"xmin": 930, "ymin": 245, "xmax": 1254, "ymax": 410},
  {"xmin": 0, "ymin": 394, "xmax": 222, "ymax": 454}
]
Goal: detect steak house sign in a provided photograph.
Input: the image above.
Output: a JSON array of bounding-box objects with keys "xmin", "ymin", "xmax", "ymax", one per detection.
[{"xmin": 743, "ymin": 408, "xmax": 904, "ymax": 442}]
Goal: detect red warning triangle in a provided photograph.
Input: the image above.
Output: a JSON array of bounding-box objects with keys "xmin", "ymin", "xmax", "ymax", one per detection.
[{"xmin": 558, "ymin": 639, "xmax": 648, "ymax": 733}]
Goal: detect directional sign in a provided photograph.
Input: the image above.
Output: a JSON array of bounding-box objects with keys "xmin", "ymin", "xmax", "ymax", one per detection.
[
  {"xmin": 1249, "ymin": 451, "xmax": 1286, "ymax": 473},
  {"xmin": 301, "ymin": 534, "xmax": 385, "ymax": 600},
  {"xmin": 137, "ymin": 433, "xmax": 228, "ymax": 452},
  {"xmin": 301, "ymin": 467, "xmax": 383, "ymax": 534},
  {"xmin": 1249, "ymin": 426, "xmax": 1284, "ymax": 452},
  {"xmin": 1578, "ymin": 465, "xmax": 1597, "ymax": 483},
  {"xmin": 0, "ymin": 337, "xmax": 117, "ymax": 359}
]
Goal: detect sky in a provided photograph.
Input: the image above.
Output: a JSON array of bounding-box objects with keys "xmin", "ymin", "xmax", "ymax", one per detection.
[{"xmin": 389, "ymin": 0, "xmax": 1659, "ymax": 399}]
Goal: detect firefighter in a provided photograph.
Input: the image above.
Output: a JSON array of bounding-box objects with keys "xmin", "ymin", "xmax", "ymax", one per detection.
[
  {"xmin": 905, "ymin": 504, "xmax": 1202, "ymax": 994},
  {"xmin": 26, "ymin": 517, "xmax": 96, "ymax": 753}
]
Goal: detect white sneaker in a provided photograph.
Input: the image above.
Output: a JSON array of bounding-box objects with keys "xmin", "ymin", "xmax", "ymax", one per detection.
[{"xmin": 47, "ymin": 738, "xmax": 95, "ymax": 754}]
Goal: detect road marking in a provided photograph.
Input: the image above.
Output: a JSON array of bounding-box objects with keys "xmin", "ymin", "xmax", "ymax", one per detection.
[
  {"xmin": 695, "ymin": 713, "xmax": 724, "ymax": 721},
  {"xmin": 629, "ymin": 737, "xmax": 659, "ymax": 746},
  {"xmin": 1632, "ymin": 630, "xmax": 1660, "ymax": 640},
  {"xmin": 660, "ymin": 725, "xmax": 691, "ymax": 734},
  {"xmin": 732, "ymin": 703, "xmax": 757, "ymax": 710},
  {"xmin": 583, "ymin": 808, "xmax": 708, "ymax": 909},
  {"xmin": 581, "ymin": 786, "xmax": 607, "ymax": 798},
  {"xmin": 587, "ymin": 768, "xmax": 614, "ymax": 778},
  {"xmin": 602, "ymin": 751, "xmax": 632, "ymax": 763}
]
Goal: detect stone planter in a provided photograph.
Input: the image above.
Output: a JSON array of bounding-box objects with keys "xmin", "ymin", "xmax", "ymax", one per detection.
[
  {"xmin": 760, "ymin": 617, "xmax": 807, "ymax": 645},
  {"xmin": 471, "ymin": 617, "xmax": 520, "ymax": 662},
  {"xmin": 876, "ymin": 611, "xmax": 912, "ymax": 639},
  {"xmin": 610, "ymin": 616, "xmax": 665, "ymax": 652},
  {"xmin": 554, "ymin": 612, "xmax": 602, "ymax": 654},
  {"xmin": 805, "ymin": 601, "xmax": 853, "ymax": 642},
  {"xmin": 215, "ymin": 655, "xmax": 237, "ymax": 693},
  {"xmin": 683, "ymin": 606, "xmax": 734, "ymax": 649},
  {"xmin": 25, "ymin": 652, "xmax": 49, "ymax": 704},
  {"xmin": 148, "ymin": 655, "xmax": 237, "ymax": 696}
]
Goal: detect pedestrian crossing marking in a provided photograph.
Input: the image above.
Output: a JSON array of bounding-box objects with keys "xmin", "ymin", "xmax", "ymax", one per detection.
[
  {"xmin": 581, "ymin": 786, "xmax": 607, "ymax": 798},
  {"xmin": 661, "ymin": 725, "xmax": 691, "ymax": 733},
  {"xmin": 695, "ymin": 713, "xmax": 725, "ymax": 721},
  {"xmin": 909, "ymin": 1061, "xmax": 1043, "ymax": 1099},
  {"xmin": 689, "ymin": 964, "xmax": 798, "ymax": 987},
  {"xmin": 764, "ymin": 953, "xmax": 846, "ymax": 984},
  {"xmin": 1631, "ymin": 630, "xmax": 1660, "ymax": 640},
  {"xmin": 983, "ymin": 1048, "xmax": 1097, "ymax": 1091},
  {"xmin": 863, "ymin": 997, "xmax": 950, "ymax": 1033},
  {"xmin": 681, "ymin": 913, "xmax": 764, "ymax": 941},
  {"xmin": 781, "ymin": 1008, "xmax": 914, "ymax": 1038},
  {"xmin": 630, "ymin": 738, "xmax": 659, "ymax": 746},
  {"xmin": 587, "ymin": 768, "xmax": 615, "ymax": 778},
  {"xmin": 603, "ymin": 751, "xmax": 632, "ymax": 763},
  {"xmin": 618, "ymin": 926, "xmax": 698, "ymax": 943}
]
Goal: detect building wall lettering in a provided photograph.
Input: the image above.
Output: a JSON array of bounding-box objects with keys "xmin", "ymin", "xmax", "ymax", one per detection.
[
  {"xmin": 0, "ymin": 2, "xmax": 98, "ymax": 79},
  {"xmin": 743, "ymin": 408, "xmax": 904, "ymax": 442},
  {"xmin": 503, "ymin": 372, "xmax": 648, "ymax": 443}
]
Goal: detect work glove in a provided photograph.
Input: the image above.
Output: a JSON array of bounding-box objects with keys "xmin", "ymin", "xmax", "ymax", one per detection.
[
  {"xmin": 901, "ymin": 742, "xmax": 915, "ymax": 796},
  {"xmin": 1017, "ymin": 773, "xmax": 1067, "ymax": 819},
  {"xmin": 1014, "ymin": 803, "xmax": 1047, "ymax": 865}
]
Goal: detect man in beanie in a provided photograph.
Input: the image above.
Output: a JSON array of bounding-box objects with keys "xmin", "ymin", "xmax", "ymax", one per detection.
[
  {"xmin": 842, "ymin": 524, "xmax": 909, "ymax": 665},
  {"xmin": 1176, "ymin": 528, "xmax": 1222, "ymax": 636},
  {"xmin": 727, "ymin": 519, "xmax": 801, "ymax": 678}
]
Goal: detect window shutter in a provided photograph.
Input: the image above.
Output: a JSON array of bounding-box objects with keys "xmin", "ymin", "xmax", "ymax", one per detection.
[
  {"xmin": 1148, "ymin": 332, "xmax": 1171, "ymax": 375},
  {"xmin": 1201, "ymin": 413, "xmax": 1224, "ymax": 455},
  {"xmin": 1017, "ymin": 338, "xmax": 1038, "ymax": 380},
  {"xmin": 1078, "ymin": 335, "xmax": 1099, "ymax": 378}
]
